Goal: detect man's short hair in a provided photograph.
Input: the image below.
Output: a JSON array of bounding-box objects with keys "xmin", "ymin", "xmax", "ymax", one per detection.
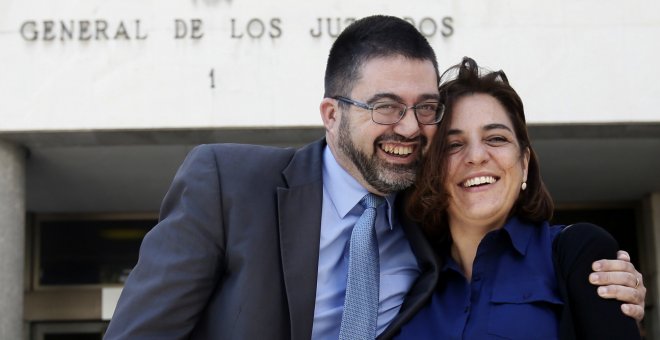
[{"xmin": 323, "ymin": 15, "xmax": 440, "ymax": 98}]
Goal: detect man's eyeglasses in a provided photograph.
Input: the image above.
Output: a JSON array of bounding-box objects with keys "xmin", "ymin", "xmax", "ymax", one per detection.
[{"xmin": 333, "ymin": 96, "xmax": 444, "ymax": 125}]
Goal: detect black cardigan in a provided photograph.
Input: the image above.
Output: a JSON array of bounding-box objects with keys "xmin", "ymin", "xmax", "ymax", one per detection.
[{"xmin": 553, "ymin": 223, "xmax": 641, "ymax": 339}]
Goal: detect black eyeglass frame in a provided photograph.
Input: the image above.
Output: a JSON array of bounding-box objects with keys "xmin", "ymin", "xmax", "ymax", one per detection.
[{"xmin": 332, "ymin": 96, "xmax": 444, "ymax": 125}]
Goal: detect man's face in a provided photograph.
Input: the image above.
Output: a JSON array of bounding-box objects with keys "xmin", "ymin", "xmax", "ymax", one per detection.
[{"xmin": 325, "ymin": 55, "xmax": 439, "ymax": 195}]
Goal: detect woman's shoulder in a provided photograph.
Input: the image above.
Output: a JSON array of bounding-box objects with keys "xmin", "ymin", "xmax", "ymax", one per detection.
[
  {"xmin": 554, "ymin": 223, "xmax": 618, "ymax": 251},
  {"xmin": 552, "ymin": 222, "xmax": 619, "ymax": 275}
]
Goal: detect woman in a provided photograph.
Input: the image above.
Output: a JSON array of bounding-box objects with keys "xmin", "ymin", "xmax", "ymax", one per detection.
[{"xmin": 397, "ymin": 57, "xmax": 640, "ymax": 339}]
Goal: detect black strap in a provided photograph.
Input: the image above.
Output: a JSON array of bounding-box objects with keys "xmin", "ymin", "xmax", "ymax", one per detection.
[{"xmin": 552, "ymin": 224, "xmax": 577, "ymax": 340}]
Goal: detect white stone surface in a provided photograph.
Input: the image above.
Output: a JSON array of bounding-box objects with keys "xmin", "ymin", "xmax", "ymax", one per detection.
[
  {"xmin": 0, "ymin": 141, "xmax": 25, "ymax": 340},
  {"xmin": 102, "ymin": 287, "xmax": 123, "ymax": 320},
  {"xmin": 0, "ymin": 0, "xmax": 659, "ymax": 131}
]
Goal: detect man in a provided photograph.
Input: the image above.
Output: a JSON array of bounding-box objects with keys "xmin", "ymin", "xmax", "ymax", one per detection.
[{"xmin": 105, "ymin": 15, "xmax": 645, "ymax": 339}]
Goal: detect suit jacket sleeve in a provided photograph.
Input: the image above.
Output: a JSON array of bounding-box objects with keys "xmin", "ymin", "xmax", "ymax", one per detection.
[
  {"xmin": 555, "ymin": 223, "xmax": 640, "ymax": 339},
  {"xmin": 104, "ymin": 144, "xmax": 226, "ymax": 339}
]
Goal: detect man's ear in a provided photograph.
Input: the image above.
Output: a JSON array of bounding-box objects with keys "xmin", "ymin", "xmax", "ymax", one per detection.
[{"xmin": 320, "ymin": 97, "xmax": 340, "ymax": 134}]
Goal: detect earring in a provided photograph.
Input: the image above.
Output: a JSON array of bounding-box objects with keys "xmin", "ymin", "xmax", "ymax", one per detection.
[{"xmin": 521, "ymin": 182, "xmax": 527, "ymax": 191}]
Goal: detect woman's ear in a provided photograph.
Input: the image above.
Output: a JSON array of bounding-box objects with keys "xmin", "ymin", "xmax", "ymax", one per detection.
[{"xmin": 522, "ymin": 147, "xmax": 531, "ymax": 181}]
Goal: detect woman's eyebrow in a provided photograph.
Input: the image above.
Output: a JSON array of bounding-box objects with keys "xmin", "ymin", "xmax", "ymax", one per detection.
[
  {"xmin": 483, "ymin": 123, "xmax": 513, "ymax": 133},
  {"xmin": 447, "ymin": 123, "xmax": 512, "ymax": 136},
  {"xmin": 447, "ymin": 129, "xmax": 463, "ymax": 136}
]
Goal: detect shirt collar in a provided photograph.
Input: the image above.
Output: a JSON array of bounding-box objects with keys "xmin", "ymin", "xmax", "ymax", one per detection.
[
  {"xmin": 439, "ymin": 216, "xmax": 536, "ymax": 274},
  {"xmin": 322, "ymin": 146, "xmax": 396, "ymax": 229},
  {"xmin": 501, "ymin": 216, "xmax": 535, "ymax": 256}
]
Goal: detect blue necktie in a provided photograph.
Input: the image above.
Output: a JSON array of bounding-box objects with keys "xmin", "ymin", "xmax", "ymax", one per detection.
[{"xmin": 339, "ymin": 193, "xmax": 384, "ymax": 340}]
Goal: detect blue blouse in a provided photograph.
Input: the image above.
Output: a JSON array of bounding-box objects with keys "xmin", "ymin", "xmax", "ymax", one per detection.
[{"xmin": 396, "ymin": 217, "xmax": 564, "ymax": 339}]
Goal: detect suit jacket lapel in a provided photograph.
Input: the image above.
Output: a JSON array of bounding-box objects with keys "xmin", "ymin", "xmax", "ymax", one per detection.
[
  {"xmin": 378, "ymin": 195, "xmax": 440, "ymax": 339},
  {"xmin": 277, "ymin": 139, "xmax": 440, "ymax": 340},
  {"xmin": 278, "ymin": 139, "xmax": 325, "ymax": 340}
]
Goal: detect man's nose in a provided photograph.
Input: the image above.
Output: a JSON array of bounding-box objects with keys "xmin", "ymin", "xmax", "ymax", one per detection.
[{"xmin": 392, "ymin": 108, "xmax": 421, "ymax": 139}]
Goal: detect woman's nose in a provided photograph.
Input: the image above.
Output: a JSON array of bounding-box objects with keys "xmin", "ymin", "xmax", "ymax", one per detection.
[{"xmin": 466, "ymin": 142, "xmax": 488, "ymax": 165}]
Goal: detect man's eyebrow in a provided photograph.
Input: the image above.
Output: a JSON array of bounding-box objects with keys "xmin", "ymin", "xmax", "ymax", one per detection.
[
  {"xmin": 367, "ymin": 92, "xmax": 440, "ymax": 104},
  {"xmin": 418, "ymin": 93, "xmax": 441, "ymax": 102},
  {"xmin": 483, "ymin": 123, "xmax": 513, "ymax": 133},
  {"xmin": 367, "ymin": 93, "xmax": 403, "ymax": 104}
]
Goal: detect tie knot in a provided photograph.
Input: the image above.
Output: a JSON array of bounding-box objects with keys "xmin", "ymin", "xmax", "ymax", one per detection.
[{"xmin": 360, "ymin": 193, "xmax": 385, "ymax": 210}]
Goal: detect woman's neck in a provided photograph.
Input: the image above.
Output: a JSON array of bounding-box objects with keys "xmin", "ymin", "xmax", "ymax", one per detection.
[{"xmin": 449, "ymin": 217, "xmax": 506, "ymax": 281}]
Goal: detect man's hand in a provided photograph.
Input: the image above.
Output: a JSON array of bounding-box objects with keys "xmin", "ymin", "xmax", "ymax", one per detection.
[{"xmin": 589, "ymin": 250, "xmax": 646, "ymax": 321}]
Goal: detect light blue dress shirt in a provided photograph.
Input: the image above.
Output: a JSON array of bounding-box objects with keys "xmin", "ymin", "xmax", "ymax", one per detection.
[{"xmin": 311, "ymin": 146, "xmax": 420, "ymax": 339}]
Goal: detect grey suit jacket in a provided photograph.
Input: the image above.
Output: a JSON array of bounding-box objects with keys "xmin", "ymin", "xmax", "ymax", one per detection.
[{"xmin": 104, "ymin": 139, "xmax": 439, "ymax": 339}]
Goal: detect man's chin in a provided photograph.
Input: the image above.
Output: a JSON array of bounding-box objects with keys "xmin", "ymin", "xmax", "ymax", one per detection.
[{"xmin": 367, "ymin": 170, "xmax": 416, "ymax": 193}]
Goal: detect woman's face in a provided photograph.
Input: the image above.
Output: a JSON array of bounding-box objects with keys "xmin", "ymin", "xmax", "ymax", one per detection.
[{"xmin": 444, "ymin": 93, "xmax": 530, "ymax": 230}]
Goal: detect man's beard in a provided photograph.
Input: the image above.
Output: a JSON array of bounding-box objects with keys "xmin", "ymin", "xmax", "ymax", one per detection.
[{"xmin": 337, "ymin": 117, "xmax": 426, "ymax": 194}]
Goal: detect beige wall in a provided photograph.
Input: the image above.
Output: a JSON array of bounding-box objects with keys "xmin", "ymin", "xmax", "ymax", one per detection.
[{"xmin": 1, "ymin": 0, "xmax": 659, "ymax": 131}]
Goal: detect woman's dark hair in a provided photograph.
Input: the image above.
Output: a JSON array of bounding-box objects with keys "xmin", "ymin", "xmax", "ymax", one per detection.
[{"xmin": 406, "ymin": 57, "xmax": 554, "ymax": 249}]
